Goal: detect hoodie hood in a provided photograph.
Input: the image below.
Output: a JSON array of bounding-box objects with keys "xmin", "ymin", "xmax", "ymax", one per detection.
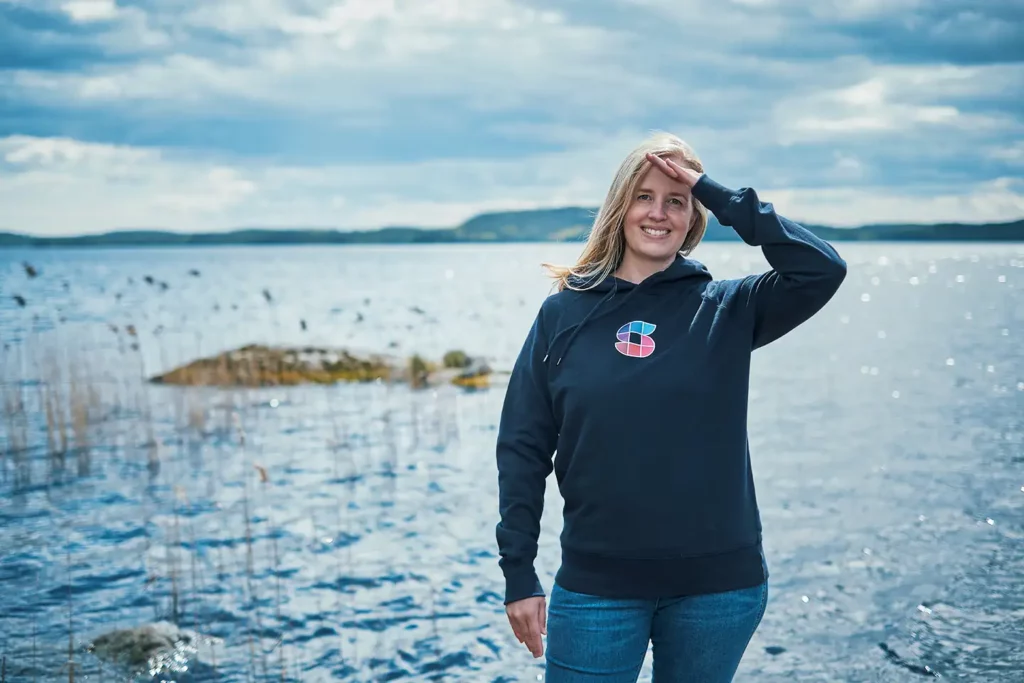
[{"xmin": 550, "ymin": 255, "xmax": 712, "ymax": 366}]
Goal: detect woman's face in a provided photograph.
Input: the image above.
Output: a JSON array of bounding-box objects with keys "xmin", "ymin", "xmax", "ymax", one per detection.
[{"xmin": 622, "ymin": 157, "xmax": 694, "ymax": 267}]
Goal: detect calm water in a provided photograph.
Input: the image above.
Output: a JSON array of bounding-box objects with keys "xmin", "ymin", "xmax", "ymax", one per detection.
[{"xmin": 1, "ymin": 243, "xmax": 1022, "ymax": 682}]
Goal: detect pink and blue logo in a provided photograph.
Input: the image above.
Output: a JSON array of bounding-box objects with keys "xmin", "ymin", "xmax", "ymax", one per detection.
[{"xmin": 615, "ymin": 320, "xmax": 656, "ymax": 358}]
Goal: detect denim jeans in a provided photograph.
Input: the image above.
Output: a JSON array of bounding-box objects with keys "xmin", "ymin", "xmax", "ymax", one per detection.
[{"xmin": 544, "ymin": 580, "xmax": 768, "ymax": 682}]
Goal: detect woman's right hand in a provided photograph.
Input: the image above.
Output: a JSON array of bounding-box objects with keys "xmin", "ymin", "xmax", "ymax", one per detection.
[{"xmin": 505, "ymin": 595, "xmax": 547, "ymax": 658}]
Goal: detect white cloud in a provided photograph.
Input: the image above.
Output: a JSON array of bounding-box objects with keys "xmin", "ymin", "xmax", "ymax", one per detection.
[
  {"xmin": 61, "ymin": 0, "xmax": 119, "ymax": 22},
  {"xmin": 1, "ymin": 135, "xmax": 156, "ymax": 172},
  {"xmin": 986, "ymin": 142, "xmax": 1024, "ymax": 164},
  {"xmin": 774, "ymin": 63, "xmax": 1024, "ymax": 143},
  {"xmin": 7, "ymin": 0, "xmax": 655, "ymax": 123},
  {"xmin": 765, "ymin": 177, "xmax": 1024, "ymax": 227},
  {"xmin": 0, "ymin": 133, "xmax": 624, "ymax": 234},
  {"xmin": 2, "ymin": 134, "xmax": 1021, "ymax": 236},
  {"xmin": 154, "ymin": 168, "xmax": 257, "ymax": 212}
]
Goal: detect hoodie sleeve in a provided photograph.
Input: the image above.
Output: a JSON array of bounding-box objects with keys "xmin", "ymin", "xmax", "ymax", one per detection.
[
  {"xmin": 691, "ymin": 175, "xmax": 848, "ymax": 349},
  {"xmin": 495, "ymin": 307, "xmax": 558, "ymax": 604}
]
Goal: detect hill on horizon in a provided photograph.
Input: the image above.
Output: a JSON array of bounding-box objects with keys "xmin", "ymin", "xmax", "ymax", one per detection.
[{"xmin": 2, "ymin": 206, "xmax": 1023, "ymax": 247}]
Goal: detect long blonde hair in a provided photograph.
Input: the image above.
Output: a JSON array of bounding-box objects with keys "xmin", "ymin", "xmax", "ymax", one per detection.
[{"xmin": 544, "ymin": 131, "xmax": 708, "ymax": 291}]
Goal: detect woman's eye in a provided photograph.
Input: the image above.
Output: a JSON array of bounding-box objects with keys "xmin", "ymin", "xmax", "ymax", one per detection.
[
  {"xmin": 668, "ymin": 198, "xmax": 682, "ymax": 206},
  {"xmin": 637, "ymin": 194, "xmax": 651, "ymax": 201}
]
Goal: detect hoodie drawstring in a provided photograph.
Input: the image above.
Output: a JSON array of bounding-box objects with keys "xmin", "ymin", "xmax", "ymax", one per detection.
[{"xmin": 548, "ymin": 279, "xmax": 645, "ymax": 366}]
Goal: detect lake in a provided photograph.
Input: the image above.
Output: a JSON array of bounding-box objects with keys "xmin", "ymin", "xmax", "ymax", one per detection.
[{"xmin": 1, "ymin": 242, "xmax": 1022, "ymax": 682}]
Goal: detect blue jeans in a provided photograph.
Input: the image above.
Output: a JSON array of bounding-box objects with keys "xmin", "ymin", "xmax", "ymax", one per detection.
[{"xmin": 545, "ymin": 580, "xmax": 768, "ymax": 682}]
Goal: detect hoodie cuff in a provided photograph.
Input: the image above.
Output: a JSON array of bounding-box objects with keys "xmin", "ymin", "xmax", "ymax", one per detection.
[
  {"xmin": 691, "ymin": 174, "xmax": 736, "ymax": 216},
  {"xmin": 503, "ymin": 569, "xmax": 545, "ymax": 605}
]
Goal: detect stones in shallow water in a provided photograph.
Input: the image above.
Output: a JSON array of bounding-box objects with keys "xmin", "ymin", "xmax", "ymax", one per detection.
[{"xmin": 149, "ymin": 344, "xmax": 495, "ymax": 389}]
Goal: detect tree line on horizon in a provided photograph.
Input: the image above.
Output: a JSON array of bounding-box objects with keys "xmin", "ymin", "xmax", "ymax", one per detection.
[{"xmin": 2, "ymin": 206, "xmax": 1023, "ymax": 247}]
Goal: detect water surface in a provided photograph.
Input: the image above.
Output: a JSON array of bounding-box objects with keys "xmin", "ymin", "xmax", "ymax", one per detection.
[{"xmin": 1, "ymin": 243, "xmax": 1022, "ymax": 681}]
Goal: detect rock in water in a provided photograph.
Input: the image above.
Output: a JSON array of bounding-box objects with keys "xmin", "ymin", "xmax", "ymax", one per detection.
[
  {"xmin": 149, "ymin": 344, "xmax": 497, "ymax": 389},
  {"xmin": 89, "ymin": 621, "xmax": 206, "ymax": 672}
]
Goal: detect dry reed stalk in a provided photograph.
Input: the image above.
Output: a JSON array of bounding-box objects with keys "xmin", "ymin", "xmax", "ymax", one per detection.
[
  {"xmin": 68, "ymin": 367, "xmax": 91, "ymax": 476},
  {"xmin": 187, "ymin": 511, "xmax": 201, "ymax": 635},
  {"xmin": 169, "ymin": 487, "xmax": 183, "ymax": 624},
  {"xmin": 33, "ymin": 571, "xmax": 39, "ymax": 683},
  {"xmin": 236, "ymin": 412, "xmax": 260, "ymax": 683},
  {"xmin": 66, "ymin": 546, "xmax": 75, "ymax": 683},
  {"xmin": 1, "ymin": 375, "xmax": 26, "ymax": 450},
  {"xmin": 322, "ymin": 388, "xmax": 353, "ymax": 668},
  {"xmin": 40, "ymin": 361, "xmax": 64, "ymax": 465}
]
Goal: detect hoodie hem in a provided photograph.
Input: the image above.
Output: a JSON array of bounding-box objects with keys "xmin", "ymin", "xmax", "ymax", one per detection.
[{"xmin": 554, "ymin": 543, "xmax": 768, "ymax": 599}]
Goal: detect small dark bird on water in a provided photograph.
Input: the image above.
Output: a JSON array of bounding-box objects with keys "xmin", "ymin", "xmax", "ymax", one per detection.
[
  {"xmin": 189, "ymin": 269, "xmax": 201, "ymax": 277},
  {"xmin": 13, "ymin": 295, "xmax": 26, "ymax": 307},
  {"xmin": 144, "ymin": 275, "xmax": 155, "ymax": 285},
  {"xmin": 300, "ymin": 319, "xmax": 307, "ymax": 331},
  {"xmin": 22, "ymin": 262, "xmax": 38, "ymax": 278},
  {"xmin": 262, "ymin": 288, "xmax": 273, "ymax": 303}
]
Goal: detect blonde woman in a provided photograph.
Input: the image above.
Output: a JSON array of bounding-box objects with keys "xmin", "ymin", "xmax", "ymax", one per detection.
[{"xmin": 494, "ymin": 132, "xmax": 847, "ymax": 682}]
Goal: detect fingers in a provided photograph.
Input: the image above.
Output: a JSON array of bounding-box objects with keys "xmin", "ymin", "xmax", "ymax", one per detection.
[
  {"xmin": 525, "ymin": 629, "xmax": 544, "ymax": 658},
  {"xmin": 539, "ymin": 599, "xmax": 547, "ymax": 636},
  {"xmin": 507, "ymin": 607, "xmax": 545, "ymax": 658},
  {"xmin": 645, "ymin": 152, "xmax": 679, "ymax": 178}
]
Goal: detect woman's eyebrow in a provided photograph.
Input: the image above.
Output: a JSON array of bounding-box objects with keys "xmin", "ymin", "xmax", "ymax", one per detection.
[{"xmin": 637, "ymin": 187, "xmax": 690, "ymax": 197}]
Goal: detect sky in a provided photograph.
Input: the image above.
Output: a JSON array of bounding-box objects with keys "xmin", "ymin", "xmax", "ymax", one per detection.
[{"xmin": 1, "ymin": 0, "xmax": 1023, "ymax": 236}]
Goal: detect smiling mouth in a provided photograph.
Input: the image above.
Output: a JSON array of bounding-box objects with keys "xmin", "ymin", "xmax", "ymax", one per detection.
[{"xmin": 641, "ymin": 226, "xmax": 670, "ymax": 237}]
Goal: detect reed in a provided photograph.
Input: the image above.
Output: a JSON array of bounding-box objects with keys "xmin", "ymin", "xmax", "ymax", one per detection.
[
  {"xmin": 2, "ymin": 294, "xmax": 479, "ymax": 683},
  {"xmin": 65, "ymin": 546, "xmax": 75, "ymax": 683}
]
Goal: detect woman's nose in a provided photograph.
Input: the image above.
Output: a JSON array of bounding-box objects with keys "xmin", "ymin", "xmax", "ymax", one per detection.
[{"xmin": 647, "ymin": 202, "xmax": 666, "ymax": 220}]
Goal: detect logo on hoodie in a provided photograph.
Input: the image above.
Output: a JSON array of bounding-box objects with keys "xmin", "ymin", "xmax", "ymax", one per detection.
[{"xmin": 615, "ymin": 320, "xmax": 656, "ymax": 358}]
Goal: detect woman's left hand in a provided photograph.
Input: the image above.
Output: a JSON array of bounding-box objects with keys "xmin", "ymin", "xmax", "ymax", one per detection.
[{"xmin": 646, "ymin": 152, "xmax": 702, "ymax": 188}]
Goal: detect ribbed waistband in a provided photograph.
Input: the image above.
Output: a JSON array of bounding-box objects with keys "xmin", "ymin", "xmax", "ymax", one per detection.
[{"xmin": 554, "ymin": 543, "xmax": 768, "ymax": 599}]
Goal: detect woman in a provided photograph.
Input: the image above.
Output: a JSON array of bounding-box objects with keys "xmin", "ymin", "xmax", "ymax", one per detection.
[{"xmin": 494, "ymin": 131, "xmax": 847, "ymax": 682}]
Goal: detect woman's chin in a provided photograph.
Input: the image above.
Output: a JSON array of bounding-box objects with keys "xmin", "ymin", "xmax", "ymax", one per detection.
[{"xmin": 628, "ymin": 244, "xmax": 680, "ymax": 263}]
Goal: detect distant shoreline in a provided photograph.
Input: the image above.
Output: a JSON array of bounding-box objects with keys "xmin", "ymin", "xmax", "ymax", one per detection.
[{"xmin": 2, "ymin": 207, "xmax": 1023, "ymax": 247}]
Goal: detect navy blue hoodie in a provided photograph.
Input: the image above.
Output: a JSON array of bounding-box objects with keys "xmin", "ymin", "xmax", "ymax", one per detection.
[{"xmin": 495, "ymin": 175, "xmax": 848, "ymax": 604}]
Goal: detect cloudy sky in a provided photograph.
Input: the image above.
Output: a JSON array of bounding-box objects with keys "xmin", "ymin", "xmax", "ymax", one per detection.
[{"xmin": 1, "ymin": 0, "xmax": 1022, "ymax": 236}]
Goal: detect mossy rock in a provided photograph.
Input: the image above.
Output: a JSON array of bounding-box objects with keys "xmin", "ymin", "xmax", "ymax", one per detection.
[
  {"xmin": 150, "ymin": 344, "xmax": 397, "ymax": 387},
  {"xmin": 149, "ymin": 345, "xmax": 493, "ymax": 389},
  {"xmin": 442, "ymin": 350, "xmax": 471, "ymax": 368}
]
